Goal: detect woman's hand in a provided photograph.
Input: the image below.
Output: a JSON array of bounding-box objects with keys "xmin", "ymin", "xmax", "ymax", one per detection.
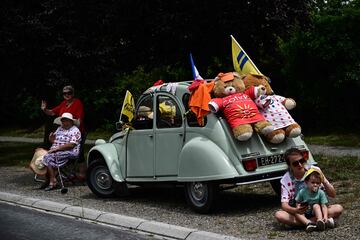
[
  {"xmin": 41, "ymin": 100, "xmax": 47, "ymax": 110},
  {"xmin": 294, "ymin": 204, "xmax": 308, "ymax": 214},
  {"xmin": 47, "ymin": 148, "xmax": 57, "ymax": 153},
  {"xmin": 312, "ymin": 166, "xmax": 336, "ymax": 197},
  {"xmin": 311, "ymin": 165, "xmax": 326, "ymax": 179},
  {"xmin": 48, "ymin": 132, "xmax": 55, "ymax": 143}
]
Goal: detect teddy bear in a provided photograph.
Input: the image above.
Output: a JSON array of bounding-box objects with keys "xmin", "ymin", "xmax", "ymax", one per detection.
[
  {"xmin": 208, "ymin": 72, "xmax": 275, "ymax": 141},
  {"xmin": 242, "ymin": 74, "xmax": 302, "ymax": 143}
]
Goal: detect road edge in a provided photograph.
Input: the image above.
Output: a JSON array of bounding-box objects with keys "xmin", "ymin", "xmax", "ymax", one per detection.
[{"xmin": 0, "ymin": 191, "xmax": 242, "ymax": 240}]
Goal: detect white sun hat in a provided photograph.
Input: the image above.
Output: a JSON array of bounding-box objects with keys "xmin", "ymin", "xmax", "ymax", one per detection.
[{"xmin": 54, "ymin": 112, "xmax": 80, "ymax": 127}]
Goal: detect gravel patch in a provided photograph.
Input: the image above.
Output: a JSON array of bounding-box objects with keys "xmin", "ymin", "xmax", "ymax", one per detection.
[
  {"xmin": 308, "ymin": 145, "xmax": 360, "ymax": 157},
  {"xmin": 1, "ymin": 166, "xmax": 359, "ymax": 240}
]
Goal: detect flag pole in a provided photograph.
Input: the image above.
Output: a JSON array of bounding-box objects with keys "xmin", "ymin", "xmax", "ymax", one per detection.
[
  {"xmin": 231, "ymin": 35, "xmax": 262, "ymax": 74},
  {"xmin": 119, "ymin": 93, "xmax": 126, "ymax": 123},
  {"xmin": 189, "ymin": 53, "xmax": 203, "ymax": 80},
  {"xmin": 189, "ymin": 53, "xmax": 196, "ymax": 80}
]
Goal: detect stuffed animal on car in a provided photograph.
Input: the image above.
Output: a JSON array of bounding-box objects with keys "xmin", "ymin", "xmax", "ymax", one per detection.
[
  {"xmin": 208, "ymin": 72, "xmax": 274, "ymax": 141},
  {"xmin": 242, "ymin": 74, "xmax": 302, "ymax": 143}
]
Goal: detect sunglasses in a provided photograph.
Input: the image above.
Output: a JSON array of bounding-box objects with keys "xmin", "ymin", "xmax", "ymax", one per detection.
[
  {"xmin": 63, "ymin": 91, "xmax": 73, "ymax": 95},
  {"xmin": 291, "ymin": 158, "xmax": 306, "ymax": 167}
]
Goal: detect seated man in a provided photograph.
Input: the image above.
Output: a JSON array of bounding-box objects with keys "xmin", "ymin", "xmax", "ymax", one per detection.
[
  {"xmin": 132, "ymin": 106, "xmax": 154, "ymax": 129},
  {"xmin": 137, "ymin": 106, "xmax": 154, "ymax": 120}
]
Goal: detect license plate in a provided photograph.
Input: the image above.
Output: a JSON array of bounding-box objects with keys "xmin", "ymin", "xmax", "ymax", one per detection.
[{"xmin": 257, "ymin": 154, "xmax": 285, "ymax": 167}]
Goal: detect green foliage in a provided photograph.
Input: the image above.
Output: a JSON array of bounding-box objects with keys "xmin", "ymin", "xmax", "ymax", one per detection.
[
  {"xmin": 279, "ymin": 2, "xmax": 360, "ymax": 131},
  {"xmin": 2, "ymin": 0, "xmax": 350, "ymax": 132},
  {"xmin": 80, "ymin": 64, "xmax": 189, "ymax": 130},
  {"xmin": 18, "ymin": 95, "xmax": 43, "ymax": 125}
]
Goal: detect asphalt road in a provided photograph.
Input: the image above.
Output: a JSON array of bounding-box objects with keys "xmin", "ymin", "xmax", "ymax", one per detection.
[{"xmin": 0, "ymin": 202, "xmax": 158, "ymax": 240}]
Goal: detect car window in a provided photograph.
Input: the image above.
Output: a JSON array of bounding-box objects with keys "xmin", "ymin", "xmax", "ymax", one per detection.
[
  {"xmin": 132, "ymin": 96, "xmax": 153, "ymax": 129},
  {"xmin": 156, "ymin": 95, "xmax": 182, "ymax": 128},
  {"xmin": 182, "ymin": 93, "xmax": 207, "ymax": 127}
]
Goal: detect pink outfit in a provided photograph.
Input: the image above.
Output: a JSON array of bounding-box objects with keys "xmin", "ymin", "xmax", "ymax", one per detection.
[{"xmin": 255, "ymin": 95, "xmax": 296, "ymax": 130}]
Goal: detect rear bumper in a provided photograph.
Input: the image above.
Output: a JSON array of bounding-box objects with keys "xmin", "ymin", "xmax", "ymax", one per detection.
[{"xmin": 219, "ymin": 170, "xmax": 287, "ymax": 185}]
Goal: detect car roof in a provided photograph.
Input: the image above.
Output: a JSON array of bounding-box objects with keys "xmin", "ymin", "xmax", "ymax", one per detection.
[{"xmin": 143, "ymin": 80, "xmax": 214, "ymax": 99}]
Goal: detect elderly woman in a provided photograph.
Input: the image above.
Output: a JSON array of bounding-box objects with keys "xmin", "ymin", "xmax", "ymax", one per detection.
[
  {"xmin": 41, "ymin": 112, "xmax": 81, "ymax": 191},
  {"xmin": 41, "ymin": 85, "xmax": 87, "ymax": 181},
  {"xmin": 274, "ymin": 148, "xmax": 343, "ymax": 231}
]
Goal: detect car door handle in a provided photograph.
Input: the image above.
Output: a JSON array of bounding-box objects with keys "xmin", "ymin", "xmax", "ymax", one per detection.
[
  {"xmin": 179, "ymin": 133, "xmax": 183, "ymax": 136},
  {"xmin": 148, "ymin": 135, "xmax": 153, "ymax": 138}
]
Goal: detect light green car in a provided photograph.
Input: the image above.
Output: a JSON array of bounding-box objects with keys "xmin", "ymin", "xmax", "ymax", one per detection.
[{"xmin": 86, "ymin": 81, "xmax": 315, "ymax": 213}]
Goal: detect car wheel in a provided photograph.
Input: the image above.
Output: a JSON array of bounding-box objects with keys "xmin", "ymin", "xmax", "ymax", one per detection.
[
  {"xmin": 87, "ymin": 158, "xmax": 127, "ymax": 198},
  {"xmin": 184, "ymin": 182, "xmax": 217, "ymax": 213},
  {"xmin": 270, "ymin": 179, "xmax": 281, "ymax": 196}
]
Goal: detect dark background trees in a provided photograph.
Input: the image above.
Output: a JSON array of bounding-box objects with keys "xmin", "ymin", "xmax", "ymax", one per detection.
[{"xmin": 0, "ymin": 0, "xmax": 359, "ymax": 133}]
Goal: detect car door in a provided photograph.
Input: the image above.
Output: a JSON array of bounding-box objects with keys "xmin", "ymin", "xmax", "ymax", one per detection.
[
  {"xmin": 154, "ymin": 94, "xmax": 184, "ymax": 177},
  {"xmin": 126, "ymin": 95, "xmax": 154, "ymax": 179}
]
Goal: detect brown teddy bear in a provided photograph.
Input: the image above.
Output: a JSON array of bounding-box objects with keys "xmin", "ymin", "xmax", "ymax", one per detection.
[
  {"xmin": 242, "ymin": 74, "xmax": 302, "ymax": 143},
  {"xmin": 208, "ymin": 72, "xmax": 274, "ymax": 141}
]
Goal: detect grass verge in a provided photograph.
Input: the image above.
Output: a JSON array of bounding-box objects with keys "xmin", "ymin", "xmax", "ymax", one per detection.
[
  {"xmin": 0, "ymin": 126, "xmax": 45, "ymax": 138},
  {"xmin": 0, "ymin": 126, "xmax": 113, "ymax": 140},
  {"xmin": 304, "ymin": 133, "xmax": 360, "ymax": 148},
  {"xmin": 0, "ymin": 142, "xmax": 93, "ymax": 167}
]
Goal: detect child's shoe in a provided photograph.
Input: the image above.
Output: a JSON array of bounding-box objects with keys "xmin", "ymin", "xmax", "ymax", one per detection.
[
  {"xmin": 316, "ymin": 219, "xmax": 325, "ymax": 231},
  {"xmin": 325, "ymin": 217, "xmax": 335, "ymax": 229},
  {"xmin": 306, "ymin": 222, "xmax": 317, "ymax": 232}
]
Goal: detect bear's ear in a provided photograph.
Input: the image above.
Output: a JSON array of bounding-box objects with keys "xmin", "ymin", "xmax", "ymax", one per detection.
[
  {"xmin": 240, "ymin": 74, "xmax": 247, "ymax": 80},
  {"xmin": 264, "ymin": 76, "xmax": 271, "ymax": 83},
  {"xmin": 233, "ymin": 72, "xmax": 240, "ymax": 78},
  {"xmin": 258, "ymin": 76, "xmax": 274, "ymax": 94}
]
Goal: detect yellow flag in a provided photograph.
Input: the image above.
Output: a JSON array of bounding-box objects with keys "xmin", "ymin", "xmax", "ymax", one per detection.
[
  {"xmin": 231, "ymin": 35, "xmax": 263, "ymax": 76},
  {"xmin": 120, "ymin": 90, "xmax": 135, "ymax": 123}
]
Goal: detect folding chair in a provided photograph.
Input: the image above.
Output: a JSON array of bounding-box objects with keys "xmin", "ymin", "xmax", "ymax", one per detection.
[
  {"xmin": 57, "ymin": 155, "xmax": 79, "ymax": 184},
  {"xmin": 57, "ymin": 133, "xmax": 87, "ymax": 186},
  {"xmin": 32, "ymin": 153, "xmax": 79, "ymax": 193},
  {"xmin": 32, "ymin": 133, "xmax": 86, "ymax": 188}
]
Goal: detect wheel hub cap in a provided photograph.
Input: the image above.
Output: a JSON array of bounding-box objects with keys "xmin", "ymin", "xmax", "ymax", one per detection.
[
  {"xmin": 96, "ymin": 172, "xmax": 111, "ymax": 189},
  {"xmin": 192, "ymin": 182, "xmax": 205, "ymax": 200}
]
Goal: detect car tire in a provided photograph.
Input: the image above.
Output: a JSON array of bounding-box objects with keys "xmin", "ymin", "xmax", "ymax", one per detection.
[
  {"xmin": 270, "ymin": 179, "xmax": 281, "ymax": 196},
  {"xmin": 87, "ymin": 158, "xmax": 127, "ymax": 198},
  {"xmin": 184, "ymin": 181, "xmax": 217, "ymax": 213}
]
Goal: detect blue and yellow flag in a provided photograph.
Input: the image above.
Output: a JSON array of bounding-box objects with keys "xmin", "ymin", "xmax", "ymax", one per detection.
[
  {"xmin": 231, "ymin": 35, "xmax": 263, "ymax": 76},
  {"xmin": 120, "ymin": 90, "xmax": 135, "ymax": 123}
]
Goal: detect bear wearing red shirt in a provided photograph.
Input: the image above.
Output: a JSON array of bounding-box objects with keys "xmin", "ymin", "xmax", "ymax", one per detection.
[{"xmin": 208, "ymin": 72, "xmax": 274, "ymax": 141}]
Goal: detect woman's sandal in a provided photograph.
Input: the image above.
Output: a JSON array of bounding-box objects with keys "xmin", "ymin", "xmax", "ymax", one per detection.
[{"xmin": 44, "ymin": 183, "xmax": 58, "ymax": 191}]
